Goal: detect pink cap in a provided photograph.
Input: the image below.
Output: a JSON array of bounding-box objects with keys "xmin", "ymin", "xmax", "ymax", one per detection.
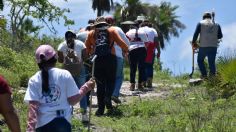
[{"xmin": 35, "ymin": 44, "xmax": 57, "ymax": 63}]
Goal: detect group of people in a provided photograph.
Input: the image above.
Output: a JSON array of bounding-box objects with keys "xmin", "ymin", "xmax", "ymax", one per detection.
[{"xmin": 0, "ymin": 11, "xmax": 223, "ymax": 132}]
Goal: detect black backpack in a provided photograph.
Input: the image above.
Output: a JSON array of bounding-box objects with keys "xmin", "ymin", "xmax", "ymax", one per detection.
[{"xmin": 94, "ymin": 29, "xmax": 113, "ymax": 57}]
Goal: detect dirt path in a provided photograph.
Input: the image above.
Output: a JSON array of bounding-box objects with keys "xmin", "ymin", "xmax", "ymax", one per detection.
[{"xmin": 74, "ymin": 81, "xmax": 170, "ymax": 111}]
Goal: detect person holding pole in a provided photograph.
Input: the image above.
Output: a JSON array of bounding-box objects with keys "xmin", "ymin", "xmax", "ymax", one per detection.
[
  {"xmin": 192, "ymin": 12, "xmax": 223, "ymax": 79},
  {"xmin": 24, "ymin": 44, "xmax": 95, "ymax": 131},
  {"xmin": 85, "ymin": 16, "xmax": 129, "ymax": 116}
]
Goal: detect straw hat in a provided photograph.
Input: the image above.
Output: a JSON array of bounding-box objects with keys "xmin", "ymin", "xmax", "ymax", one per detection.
[{"xmin": 93, "ymin": 16, "xmax": 109, "ymax": 27}]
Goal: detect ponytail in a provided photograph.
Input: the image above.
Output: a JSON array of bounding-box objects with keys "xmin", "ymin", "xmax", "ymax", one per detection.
[{"xmin": 38, "ymin": 55, "xmax": 57, "ymax": 94}]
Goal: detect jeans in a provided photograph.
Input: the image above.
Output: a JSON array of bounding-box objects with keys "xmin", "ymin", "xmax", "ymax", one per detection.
[
  {"xmin": 36, "ymin": 117, "xmax": 71, "ymax": 132},
  {"xmin": 197, "ymin": 47, "xmax": 217, "ymax": 77},
  {"xmin": 145, "ymin": 53, "xmax": 155, "ymax": 80},
  {"xmin": 73, "ymin": 65, "xmax": 87, "ymax": 111},
  {"xmin": 112, "ymin": 57, "xmax": 124, "ymax": 97}
]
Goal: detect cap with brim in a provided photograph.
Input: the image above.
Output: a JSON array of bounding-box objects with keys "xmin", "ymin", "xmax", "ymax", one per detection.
[
  {"xmin": 120, "ymin": 21, "xmax": 135, "ymax": 25},
  {"xmin": 35, "ymin": 45, "xmax": 57, "ymax": 63},
  {"xmin": 93, "ymin": 16, "xmax": 109, "ymax": 27}
]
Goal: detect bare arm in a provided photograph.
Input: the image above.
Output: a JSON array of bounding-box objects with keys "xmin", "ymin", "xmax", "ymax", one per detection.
[
  {"xmin": 154, "ymin": 36, "xmax": 161, "ymax": 58},
  {"xmin": 81, "ymin": 48, "xmax": 89, "ymax": 61},
  {"xmin": 0, "ymin": 93, "xmax": 21, "ymax": 132}
]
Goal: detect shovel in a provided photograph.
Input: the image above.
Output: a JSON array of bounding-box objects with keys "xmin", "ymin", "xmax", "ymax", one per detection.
[
  {"xmin": 189, "ymin": 47, "xmax": 203, "ymax": 85},
  {"xmin": 88, "ymin": 55, "xmax": 97, "ymax": 132}
]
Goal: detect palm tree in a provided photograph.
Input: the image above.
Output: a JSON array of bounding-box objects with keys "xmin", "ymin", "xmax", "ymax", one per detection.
[
  {"xmin": 114, "ymin": 1, "xmax": 185, "ymax": 49},
  {"xmin": 92, "ymin": 0, "xmax": 114, "ymax": 16},
  {"xmin": 0, "ymin": 0, "xmax": 3, "ymax": 10}
]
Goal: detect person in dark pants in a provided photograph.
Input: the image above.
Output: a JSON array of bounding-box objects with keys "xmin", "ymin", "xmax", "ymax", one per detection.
[
  {"xmin": 126, "ymin": 21, "xmax": 148, "ymax": 91},
  {"xmin": 85, "ymin": 16, "xmax": 129, "ymax": 116},
  {"xmin": 192, "ymin": 12, "xmax": 223, "ymax": 79}
]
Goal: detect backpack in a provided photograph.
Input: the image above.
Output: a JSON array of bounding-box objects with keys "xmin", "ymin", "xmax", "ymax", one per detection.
[{"xmin": 94, "ymin": 29, "xmax": 113, "ymax": 57}]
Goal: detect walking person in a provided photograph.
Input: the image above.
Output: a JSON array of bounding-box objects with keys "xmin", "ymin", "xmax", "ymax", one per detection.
[
  {"xmin": 77, "ymin": 22, "xmax": 95, "ymax": 106},
  {"xmin": 0, "ymin": 75, "xmax": 21, "ymax": 132},
  {"xmin": 105, "ymin": 16, "xmax": 130, "ymax": 103},
  {"xmin": 85, "ymin": 16, "xmax": 129, "ymax": 116},
  {"xmin": 126, "ymin": 21, "xmax": 148, "ymax": 91},
  {"xmin": 139, "ymin": 20, "xmax": 160, "ymax": 88},
  {"xmin": 57, "ymin": 30, "xmax": 89, "ymax": 122},
  {"xmin": 192, "ymin": 12, "xmax": 223, "ymax": 79},
  {"xmin": 24, "ymin": 44, "xmax": 95, "ymax": 132}
]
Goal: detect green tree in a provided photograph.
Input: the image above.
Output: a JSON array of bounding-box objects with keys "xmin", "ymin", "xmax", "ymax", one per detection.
[
  {"xmin": 92, "ymin": 0, "xmax": 114, "ymax": 16},
  {"xmin": 5, "ymin": 0, "xmax": 74, "ymax": 51},
  {"xmin": 114, "ymin": 1, "xmax": 185, "ymax": 49}
]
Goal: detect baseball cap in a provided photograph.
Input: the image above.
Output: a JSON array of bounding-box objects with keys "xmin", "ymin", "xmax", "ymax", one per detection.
[{"xmin": 35, "ymin": 44, "xmax": 57, "ymax": 63}]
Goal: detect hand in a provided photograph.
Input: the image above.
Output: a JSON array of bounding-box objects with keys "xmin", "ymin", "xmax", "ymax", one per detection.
[
  {"xmin": 67, "ymin": 49, "xmax": 76, "ymax": 58},
  {"xmin": 87, "ymin": 78, "xmax": 95, "ymax": 90},
  {"xmin": 192, "ymin": 42, "xmax": 199, "ymax": 50}
]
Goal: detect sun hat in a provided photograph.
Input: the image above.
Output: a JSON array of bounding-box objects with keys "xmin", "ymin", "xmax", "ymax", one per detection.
[
  {"xmin": 120, "ymin": 21, "xmax": 135, "ymax": 25},
  {"xmin": 93, "ymin": 16, "xmax": 109, "ymax": 27},
  {"xmin": 35, "ymin": 44, "xmax": 57, "ymax": 63}
]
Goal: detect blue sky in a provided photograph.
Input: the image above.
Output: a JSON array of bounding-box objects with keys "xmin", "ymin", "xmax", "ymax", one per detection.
[{"xmin": 2, "ymin": 0, "xmax": 236, "ymax": 75}]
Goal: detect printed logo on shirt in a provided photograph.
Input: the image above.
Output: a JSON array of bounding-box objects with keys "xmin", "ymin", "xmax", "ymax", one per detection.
[{"xmin": 41, "ymin": 84, "xmax": 61, "ymax": 104}]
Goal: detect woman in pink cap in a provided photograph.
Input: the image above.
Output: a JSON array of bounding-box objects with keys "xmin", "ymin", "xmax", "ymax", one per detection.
[{"xmin": 24, "ymin": 44, "xmax": 95, "ymax": 132}]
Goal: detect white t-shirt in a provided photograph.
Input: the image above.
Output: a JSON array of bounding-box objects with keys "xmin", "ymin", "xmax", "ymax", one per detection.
[
  {"xmin": 57, "ymin": 40, "xmax": 86, "ymax": 62},
  {"xmin": 126, "ymin": 28, "xmax": 148, "ymax": 51},
  {"xmin": 113, "ymin": 26, "xmax": 130, "ymax": 58},
  {"xmin": 139, "ymin": 26, "xmax": 158, "ymax": 43},
  {"xmin": 24, "ymin": 68, "xmax": 79, "ymax": 128}
]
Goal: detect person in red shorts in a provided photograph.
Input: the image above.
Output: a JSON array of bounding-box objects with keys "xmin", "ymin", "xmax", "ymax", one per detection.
[{"xmin": 0, "ymin": 75, "xmax": 21, "ymax": 132}]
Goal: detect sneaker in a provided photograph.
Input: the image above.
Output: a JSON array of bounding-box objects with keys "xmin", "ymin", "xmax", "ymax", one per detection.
[
  {"xmin": 111, "ymin": 96, "xmax": 121, "ymax": 104},
  {"xmin": 81, "ymin": 113, "xmax": 89, "ymax": 123}
]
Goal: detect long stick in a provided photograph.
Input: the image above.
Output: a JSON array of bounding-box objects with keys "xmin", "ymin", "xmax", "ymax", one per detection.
[
  {"xmin": 189, "ymin": 48, "xmax": 195, "ymax": 78},
  {"xmin": 88, "ymin": 55, "xmax": 97, "ymax": 132}
]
